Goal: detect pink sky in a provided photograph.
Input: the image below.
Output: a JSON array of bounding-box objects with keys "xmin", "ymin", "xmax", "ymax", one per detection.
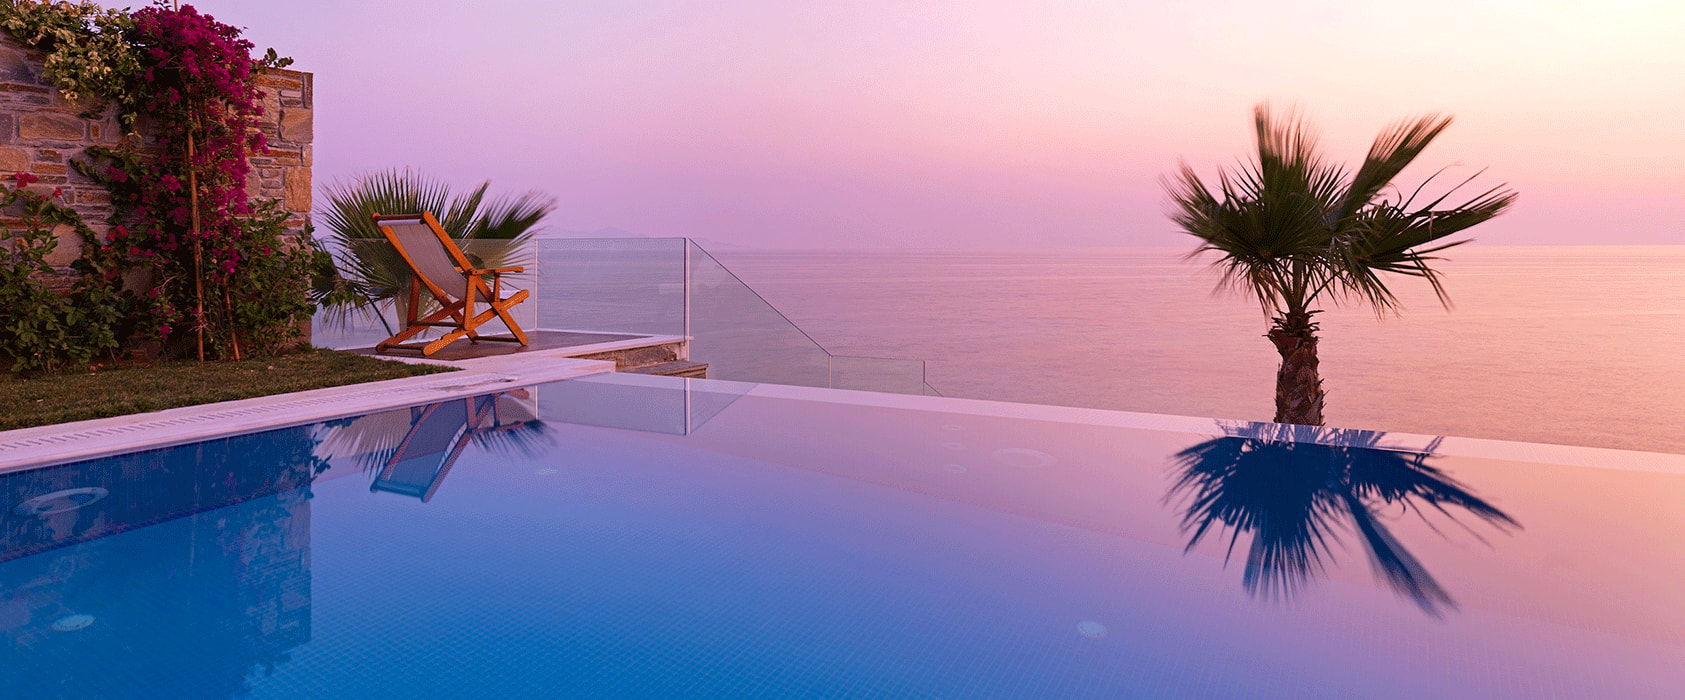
[{"xmin": 212, "ymin": 0, "xmax": 1682, "ymax": 248}]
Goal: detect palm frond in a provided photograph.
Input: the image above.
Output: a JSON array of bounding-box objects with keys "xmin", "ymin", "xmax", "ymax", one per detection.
[
  {"xmin": 313, "ymin": 169, "xmax": 551, "ymax": 323},
  {"xmin": 1334, "ymin": 176, "xmax": 1516, "ymax": 313},
  {"xmin": 1338, "ymin": 114, "xmax": 1454, "ymax": 220},
  {"xmin": 1165, "ymin": 103, "xmax": 1513, "ymax": 319}
]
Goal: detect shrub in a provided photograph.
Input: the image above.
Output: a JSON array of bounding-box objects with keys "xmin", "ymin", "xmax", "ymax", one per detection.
[{"xmin": 0, "ymin": 174, "xmax": 124, "ymax": 373}]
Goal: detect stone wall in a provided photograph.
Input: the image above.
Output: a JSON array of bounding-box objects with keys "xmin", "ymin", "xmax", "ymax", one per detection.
[
  {"xmin": 251, "ymin": 70, "xmax": 313, "ymax": 231},
  {"xmin": 0, "ymin": 32, "xmax": 313, "ymax": 289}
]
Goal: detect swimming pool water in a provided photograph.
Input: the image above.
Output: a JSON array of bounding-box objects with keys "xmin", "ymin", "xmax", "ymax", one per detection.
[{"xmin": 2, "ymin": 373, "xmax": 1681, "ymax": 698}]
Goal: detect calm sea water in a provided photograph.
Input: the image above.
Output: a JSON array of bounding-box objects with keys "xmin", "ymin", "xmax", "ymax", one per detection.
[{"xmin": 711, "ymin": 245, "xmax": 1685, "ymax": 455}]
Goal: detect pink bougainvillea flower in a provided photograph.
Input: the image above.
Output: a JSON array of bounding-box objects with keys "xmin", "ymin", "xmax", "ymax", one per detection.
[{"xmin": 11, "ymin": 172, "xmax": 38, "ymax": 187}]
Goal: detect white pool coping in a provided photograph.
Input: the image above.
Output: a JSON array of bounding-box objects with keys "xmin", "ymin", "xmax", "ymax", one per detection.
[
  {"xmin": 0, "ymin": 355, "xmax": 617, "ymax": 474},
  {"xmin": 730, "ymin": 381, "xmax": 1685, "ymax": 475}
]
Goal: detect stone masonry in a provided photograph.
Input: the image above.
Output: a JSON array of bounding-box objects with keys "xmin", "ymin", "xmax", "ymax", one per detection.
[{"xmin": 0, "ymin": 32, "xmax": 313, "ymax": 292}]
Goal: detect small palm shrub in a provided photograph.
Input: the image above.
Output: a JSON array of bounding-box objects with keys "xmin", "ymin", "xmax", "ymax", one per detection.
[{"xmin": 313, "ymin": 169, "xmax": 553, "ymax": 329}]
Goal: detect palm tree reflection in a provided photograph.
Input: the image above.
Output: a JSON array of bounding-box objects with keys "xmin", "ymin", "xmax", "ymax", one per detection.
[{"xmin": 1167, "ymin": 424, "xmax": 1518, "ymax": 616}]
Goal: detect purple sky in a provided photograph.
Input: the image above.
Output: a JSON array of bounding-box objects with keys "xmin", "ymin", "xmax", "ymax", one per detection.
[{"xmin": 207, "ymin": 0, "xmax": 1682, "ymax": 248}]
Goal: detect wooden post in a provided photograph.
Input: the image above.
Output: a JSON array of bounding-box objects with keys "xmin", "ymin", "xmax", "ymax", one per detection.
[{"xmin": 190, "ymin": 129, "xmax": 204, "ymax": 362}]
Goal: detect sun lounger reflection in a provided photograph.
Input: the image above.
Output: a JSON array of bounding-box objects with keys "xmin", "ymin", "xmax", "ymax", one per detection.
[{"xmin": 318, "ymin": 391, "xmax": 547, "ymax": 503}]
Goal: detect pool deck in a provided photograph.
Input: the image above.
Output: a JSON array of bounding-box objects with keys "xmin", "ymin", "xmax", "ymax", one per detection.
[{"xmin": 0, "ymin": 331, "xmax": 690, "ymax": 473}]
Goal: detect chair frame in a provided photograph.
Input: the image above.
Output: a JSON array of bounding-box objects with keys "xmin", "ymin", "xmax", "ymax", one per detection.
[{"xmin": 372, "ymin": 211, "xmax": 531, "ymax": 356}]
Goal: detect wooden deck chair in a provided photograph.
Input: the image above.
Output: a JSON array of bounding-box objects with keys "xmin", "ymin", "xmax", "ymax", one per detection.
[{"xmin": 372, "ymin": 211, "xmax": 530, "ymax": 356}]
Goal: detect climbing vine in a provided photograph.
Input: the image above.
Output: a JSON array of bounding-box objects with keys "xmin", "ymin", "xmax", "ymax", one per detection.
[
  {"xmin": 0, "ymin": 173, "xmax": 124, "ymax": 372},
  {"xmin": 0, "ymin": 1, "xmax": 138, "ymax": 110},
  {"xmin": 0, "ymin": 1, "xmax": 307, "ymax": 364}
]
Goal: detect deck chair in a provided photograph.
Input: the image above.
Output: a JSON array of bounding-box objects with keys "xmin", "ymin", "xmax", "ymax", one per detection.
[{"xmin": 372, "ymin": 211, "xmax": 530, "ymax": 356}]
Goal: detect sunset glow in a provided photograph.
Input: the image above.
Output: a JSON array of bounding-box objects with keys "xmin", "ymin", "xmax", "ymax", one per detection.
[{"xmin": 221, "ymin": 0, "xmax": 1683, "ymax": 247}]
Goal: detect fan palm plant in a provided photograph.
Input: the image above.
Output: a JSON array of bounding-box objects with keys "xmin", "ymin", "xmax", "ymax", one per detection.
[
  {"xmin": 1165, "ymin": 104, "xmax": 1516, "ymax": 425},
  {"xmin": 313, "ymin": 169, "xmax": 554, "ymax": 329}
]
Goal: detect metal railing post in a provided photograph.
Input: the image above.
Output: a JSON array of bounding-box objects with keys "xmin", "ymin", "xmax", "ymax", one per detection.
[{"xmin": 683, "ymin": 239, "xmax": 691, "ymax": 342}]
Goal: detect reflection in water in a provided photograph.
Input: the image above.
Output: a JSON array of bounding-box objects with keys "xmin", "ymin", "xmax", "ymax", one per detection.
[
  {"xmin": 1167, "ymin": 424, "xmax": 1519, "ymax": 616},
  {"xmin": 316, "ymin": 390, "xmax": 549, "ymax": 502},
  {"xmin": 534, "ymin": 373, "xmax": 751, "ymax": 436},
  {"xmin": 0, "ymin": 425, "xmax": 321, "ymax": 698}
]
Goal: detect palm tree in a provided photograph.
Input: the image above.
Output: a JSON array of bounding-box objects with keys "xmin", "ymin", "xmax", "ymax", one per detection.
[
  {"xmin": 313, "ymin": 168, "xmax": 554, "ymax": 329},
  {"xmin": 1165, "ymin": 104, "xmax": 1516, "ymax": 425}
]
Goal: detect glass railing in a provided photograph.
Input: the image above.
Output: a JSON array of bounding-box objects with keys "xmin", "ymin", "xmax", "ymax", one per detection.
[
  {"xmin": 311, "ymin": 237, "xmax": 935, "ymax": 396},
  {"xmin": 534, "ymin": 238, "xmax": 685, "ymax": 336}
]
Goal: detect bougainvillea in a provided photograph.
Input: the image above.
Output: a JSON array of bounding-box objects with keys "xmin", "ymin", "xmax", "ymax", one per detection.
[
  {"xmin": 119, "ymin": 4, "xmax": 270, "ymax": 356},
  {"xmin": 2, "ymin": 1, "xmax": 305, "ymax": 362}
]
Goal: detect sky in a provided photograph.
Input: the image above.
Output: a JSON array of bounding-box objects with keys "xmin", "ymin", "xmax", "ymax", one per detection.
[{"xmin": 199, "ymin": 0, "xmax": 1682, "ymax": 248}]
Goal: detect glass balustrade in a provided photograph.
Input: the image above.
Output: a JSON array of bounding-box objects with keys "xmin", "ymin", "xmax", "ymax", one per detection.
[{"xmin": 312, "ymin": 237, "xmax": 934, "ymax": 396}]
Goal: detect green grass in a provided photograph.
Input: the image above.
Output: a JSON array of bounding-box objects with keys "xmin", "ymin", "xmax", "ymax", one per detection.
[{"xmin": 0, "ymin": 348, "xmax": 457, "ymax": 431}]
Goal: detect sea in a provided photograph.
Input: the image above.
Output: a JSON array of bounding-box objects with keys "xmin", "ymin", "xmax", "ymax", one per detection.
[
  {"xmin": 709, "ymin": 245, "xmax": 1685, "ymax": 456},
  {"xmin": 315, "ymin": 244, "xmax": 1685, "ymax": 456}
]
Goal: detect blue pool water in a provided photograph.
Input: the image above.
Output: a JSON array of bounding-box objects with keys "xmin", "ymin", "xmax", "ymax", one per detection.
[{"xmin": 2, "ymin": 373, "xmax": 1682, "ymax": 698}]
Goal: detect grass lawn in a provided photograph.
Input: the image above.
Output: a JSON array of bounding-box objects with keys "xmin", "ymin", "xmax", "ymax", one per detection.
[{"xmin": 0, "ymin": 348, "xmax": 457, "ymax": 431}]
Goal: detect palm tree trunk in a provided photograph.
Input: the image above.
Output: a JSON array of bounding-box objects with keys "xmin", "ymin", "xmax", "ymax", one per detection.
[{"xmin": 1267, "ymin": 310, "xmax": 1324, "ymax": 425}]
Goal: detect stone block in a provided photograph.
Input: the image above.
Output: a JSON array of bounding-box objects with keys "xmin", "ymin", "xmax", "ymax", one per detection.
[
  {"xmin": 37, "ymin": 270, "xmax": 77, "ymax": 293},
  {"xmin": 254, "ymin": 74, "xmax": 305, "ymax": 91},
  {"xmin": 0, "ymin": 45, "xmax": 36, "ymax": 82},
  {"xmin": 283, "ymin": 168, "xmax": 311, "ymax": 212},
  {"xmin": 36, "ymin": 148, "xmax": 61, "ymax": 162},
  {"xmin": 279, "ymin": 108, "xmax": 312, "ymax": 142},
  {"xmin": 32, "ymin": 162, "xmax": 65, "ymax": 175},
  {"xmin": 45, "ymin": 223, "xmax": 81, "ymax": 267},
  {"xmin": 122, "ymin": 267, "xmax": 150, "ymax": 295},
  {"xmin": 0, "ymin": 82, "xmax": 48, "ymax": 96},
  {"xmin": 0, "ymin": 146, "xmax": 29, "ymax": 171},
  {"xmin": 73, "ymin": 205, "xmax": 112, "ymax": 221},
  {"xmin": 19, "ymin": 112, "xmax": 84, "ymax": 141}
]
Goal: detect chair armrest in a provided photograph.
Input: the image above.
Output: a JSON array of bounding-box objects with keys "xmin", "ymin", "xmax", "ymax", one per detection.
[{"xmin": 467, "ymin": 266, "xmax": 524, "ymax": 275}]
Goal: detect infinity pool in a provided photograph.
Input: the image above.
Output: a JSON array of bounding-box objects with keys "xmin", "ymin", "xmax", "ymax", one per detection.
[{"xmin": 2, "ymin": 373, "xmax": 1680, "ymax": 698}]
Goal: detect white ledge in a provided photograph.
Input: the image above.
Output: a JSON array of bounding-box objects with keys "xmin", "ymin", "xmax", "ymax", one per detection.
[{"xmin": 0, "ymin": 356, "xmax": 615, "ymax": 473}]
